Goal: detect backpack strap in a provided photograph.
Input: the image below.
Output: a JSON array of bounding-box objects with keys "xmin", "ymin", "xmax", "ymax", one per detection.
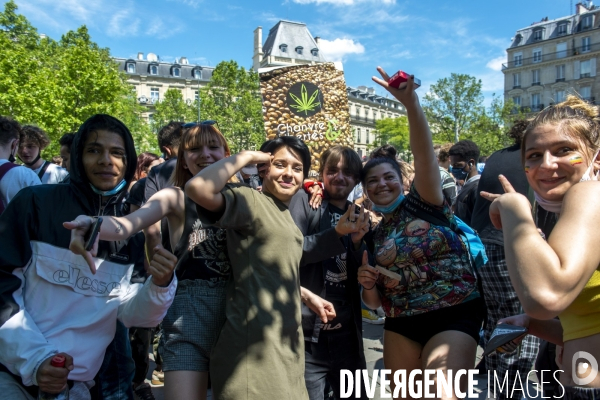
[
  {"xmin": 402, "ymin": 194, "xmax": 459, "ymax": 233},
  {"xmin": 0, "ymin": 162, "xmax": 20, "ymax": 214},
  {"xmin": 37, "ymin": 161, "xmax": 51, "ymax": 181}
]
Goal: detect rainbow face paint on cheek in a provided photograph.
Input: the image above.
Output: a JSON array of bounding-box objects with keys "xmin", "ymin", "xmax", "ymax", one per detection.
[
  {"xmin": 569, "ymin": 156, "xmax": 584, "ymax": 166},
  {"xmin": 524, "ymin": 165, "xmax": 530, "ymax": 173}
]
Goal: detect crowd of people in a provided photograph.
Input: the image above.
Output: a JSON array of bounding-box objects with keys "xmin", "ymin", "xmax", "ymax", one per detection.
[{"xmin": 0, "ymin": 66, "xmax": 598, "ymax": 400}]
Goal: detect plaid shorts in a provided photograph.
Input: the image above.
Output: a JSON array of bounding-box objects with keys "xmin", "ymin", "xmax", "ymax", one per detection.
[
  {"xmin": 479, "ymin": 243, "xmax": 541, "ymax": 400},
  {"xmin": 160, "ymin": 279, "xmax": 227, "ymax": 372}
]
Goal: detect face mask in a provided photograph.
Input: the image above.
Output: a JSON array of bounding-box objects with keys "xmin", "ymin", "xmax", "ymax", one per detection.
[
  {"xmin": 89, "ymin": 179, "xmax": 127, "ymax": 197},
  {"xmin": 450, "ymin": 165, "xmax": 470, "ymax": 181},
  {"xmin": 8, "ymin": 141, "xmax": 17, "ymax": 163},
  {"xmin": 579, "ymin": 150, "xmax": 599, "ymax": 182},
  {"xmin": 372, "ymin": 193, "xmax": 405, "ymax": 214}
]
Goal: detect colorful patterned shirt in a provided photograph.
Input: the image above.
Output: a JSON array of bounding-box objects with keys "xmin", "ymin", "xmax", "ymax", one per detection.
[{"xmin": 372, "ymin": 187, "xmax": 480, "ymax": 317}]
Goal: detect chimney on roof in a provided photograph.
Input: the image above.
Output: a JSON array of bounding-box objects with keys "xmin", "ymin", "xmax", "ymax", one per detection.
[
  {"xmin": 314, "ymin": 36, "xmax": 320, "ymax": 45},
  {"xmin": 137, "ymin": 52, "xmax": 144, "ymax": 60},
  {"xmin": 367, "ymin": 87, "xmax": 375, "ymax": 95},
  {"xmin": 253, "ymin": 26, "xmax": 264, "ymax": 71},
  {"xmin": 577, "ymin": 2, "xmax": 589, "ymax": 14},
  {"xmin": 180, "ymin": 57, "xmax": 189, "ymax": 64}
]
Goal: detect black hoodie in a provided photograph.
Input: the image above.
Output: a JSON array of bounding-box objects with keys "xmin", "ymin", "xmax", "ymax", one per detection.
[{"xmin": 0, "ymin": 114, "xmax": 155, "ymax": 389}]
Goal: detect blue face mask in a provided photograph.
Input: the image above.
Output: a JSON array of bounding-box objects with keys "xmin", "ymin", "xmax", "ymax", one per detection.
[
  {"xmin": 89, "ymin": 179, "xmax": 127, "ymax": 197},
  {"xmin": 450, "ymin": 165, "xmax": 470, "ymax": 181},
  {"xmin": 372, "ymin": 193, "xmax": 405, "ymax": 214}
]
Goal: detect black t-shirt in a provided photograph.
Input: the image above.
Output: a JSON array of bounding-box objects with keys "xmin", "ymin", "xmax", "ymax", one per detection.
[
  {"xmin": 454, "ymin": 176, "xmax": 480, "ymax": 226},
  {"xmin": 172, "ymin": 196, "xmax": 231, "ymax": 281},
  {"xmin": 126, "ymin": 178, "xmax": 146, "ymax": 209},
  {"xmin": 144, "ymin": 158, "xmax": 177, "ymax": 252},
  {"xmin": 319, "ymin": 203, "xmax": 353, "ymax": 334},
  {"xmin": 471, "ymin": 144, "xmax": 529, "ymax": 245}
]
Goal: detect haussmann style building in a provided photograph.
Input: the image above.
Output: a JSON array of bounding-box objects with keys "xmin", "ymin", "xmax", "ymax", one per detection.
[{"xmin": 503, "ymin": 2, "xmax": 600, "ymax": 112}]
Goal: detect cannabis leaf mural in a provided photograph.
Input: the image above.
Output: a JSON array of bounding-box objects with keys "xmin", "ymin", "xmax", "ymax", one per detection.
[{"xmin": 286, "ymin": 82, "xmax": 322, "ymax": 117}]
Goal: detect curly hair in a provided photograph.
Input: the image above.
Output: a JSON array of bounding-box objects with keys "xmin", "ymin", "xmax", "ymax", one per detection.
[
  {"xmin": 522, "ymin": 95, "xmax": 600, "ymax": 161},
  {"xmin": 506, "ymin": 119, "xmax": 529, "ymax": 146},
  {"xmin": 435, "ymin": 143, "xmax": 453, "ymax": 163},
  {"xmin": 20, "ymin": 125, "xmax": 50, "ymax": 150},
  {"xmin": 0, "ymin": 116, "xmax": 22, "ymax": 146},
  {"xmin": 449, "ymin": 140, "xmax": 480, "ymax": 163}
]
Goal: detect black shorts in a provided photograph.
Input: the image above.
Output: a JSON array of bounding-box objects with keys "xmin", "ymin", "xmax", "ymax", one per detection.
[{"xmin": 384, "ymin": 298, "xmax": 485, "ymax": 347}]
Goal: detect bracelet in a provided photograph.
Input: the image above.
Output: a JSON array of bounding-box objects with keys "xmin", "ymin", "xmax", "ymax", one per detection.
[{"xmin": 363, "ymin": 284, "xmax": 377, "ymax": 291}]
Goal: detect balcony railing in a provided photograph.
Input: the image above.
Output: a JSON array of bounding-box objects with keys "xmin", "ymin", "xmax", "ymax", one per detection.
[
  {"xmin": 530, "ymin": 104, "xmax": 545, "ymax": 112},
  {"xmin": 350, "ymin": 115, "xmax": 377, "ymax": 125},
  {"xmin": 503, "ymin": 43, "xmax": 600, "ymax": 70}
]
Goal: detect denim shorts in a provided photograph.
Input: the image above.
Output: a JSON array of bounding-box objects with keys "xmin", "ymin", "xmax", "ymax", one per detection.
[{"xmin": 160, "ymin": 279, "xmax": 227, "ymax": 372}]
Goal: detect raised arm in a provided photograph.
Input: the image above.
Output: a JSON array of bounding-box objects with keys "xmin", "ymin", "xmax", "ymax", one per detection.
[
  {"xmin": 372, "ymin": 67, "xmax": 443, "ymax": 205},
  {"xmin": 63, "ymin": 188, "xmax": 183, "ymax": 271},
  {"xmin": 488, "ymin": 182, "xmax": 600, "ymax": 319},
  {"xmin": 185, "ymin": 151, "xmax": 272, "ymax": 212}
]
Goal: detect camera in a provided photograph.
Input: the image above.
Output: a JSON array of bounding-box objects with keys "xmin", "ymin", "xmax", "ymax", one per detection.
[{"xmin": 388, "ymin": 70, "xmax": 421, "ymax": 90}]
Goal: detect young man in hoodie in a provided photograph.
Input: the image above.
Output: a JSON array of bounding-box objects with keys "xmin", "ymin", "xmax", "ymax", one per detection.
[
  {"xmin": 0, "ymin": 114, "xmax": 177, "ymax": 400},
  {"xmin": 289, "ymin": 146, "xmax": 369, "ymax": 400}
]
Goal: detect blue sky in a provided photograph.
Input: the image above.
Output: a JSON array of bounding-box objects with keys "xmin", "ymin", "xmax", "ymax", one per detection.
[{"xmin": 14, "ymin": 0, "xmax": 577, "ymax": 105}]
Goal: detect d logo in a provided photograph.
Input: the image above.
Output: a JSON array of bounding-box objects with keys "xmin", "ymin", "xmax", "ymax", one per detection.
[{"xmin": 572, "ymin": 351, "xmax": 598, "ymax": 386}]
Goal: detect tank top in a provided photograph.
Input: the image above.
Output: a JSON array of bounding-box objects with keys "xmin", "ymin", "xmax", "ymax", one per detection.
[
  {"xmin": 172, "ymin": 196, "xmax": 232, "ymax": 282},
  {"xmin": 559, "ymin": 266, "xmax": 600, "ymax": 341}
]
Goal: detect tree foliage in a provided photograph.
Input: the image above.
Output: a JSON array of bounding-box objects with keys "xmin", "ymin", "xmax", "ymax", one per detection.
[
  {"xmin": 151, "ymin": 88, "xmax": 196, "ymax": 132},
  {"xmin": 200, "ymin": 61, "xmax": 264, "ymax": 153},
  {"xmin": 372, "ymin": 116, "xmax": 411, "ymax": 160},
  {"xmin": 423, "ymin": 73, "xmax": 485, "ymax": 143},
  {"xmin": 0, "ymin": 1, "xmax": 155, "ymax": 156}
]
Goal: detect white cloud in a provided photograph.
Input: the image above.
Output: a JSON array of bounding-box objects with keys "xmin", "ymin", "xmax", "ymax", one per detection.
[
  {"xmin": 486, "ymin": 55, "xmax": 507, "ymax": 71},
  {"xmin": 480, "ymin": 71, "xmax": 505, "ymax": 92},
  {"xmin": 319, "ymin": 38, "xmax": 365, "ymax": 62},
  {"xmin": 107, "ymin": 9, "xmax": 140, "ymax": 37}
]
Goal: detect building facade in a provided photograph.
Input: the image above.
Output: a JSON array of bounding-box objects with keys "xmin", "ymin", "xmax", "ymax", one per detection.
[
  {"xmin": 253, "ymin": 20, "xmax": 406, "ymax": 158},
  {"xmin": 114, "ymin": 52, "xmax": 214, "ymax": 121},
  {"xmin": 503, "ymin": 2, "xmax": 600, "ymax": 111}
]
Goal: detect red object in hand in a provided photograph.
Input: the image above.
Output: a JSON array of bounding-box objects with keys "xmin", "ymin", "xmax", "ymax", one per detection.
[
  {"xmin": 303, "ymin": 181, "xmax": 324, "ymax": 193},
  {"xmin": 388, "ymin": 70, "xmax": 421, "ymax": 89},
  {"xmin": 50, "ymin": 355, "xmax": 66, "ymax": 368}
]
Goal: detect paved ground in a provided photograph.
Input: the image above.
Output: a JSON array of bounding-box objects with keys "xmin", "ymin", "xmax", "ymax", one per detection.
[{"xmin": 141, "ymin": 322, "xmax": 539, "ymax": 400}]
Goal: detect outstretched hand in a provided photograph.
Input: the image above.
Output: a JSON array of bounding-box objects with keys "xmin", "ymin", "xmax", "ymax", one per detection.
[
  {"xmin": 63, "ymin": 216, "xmax": 99, "ymax": 274},
  {"xmin": 372, "ymin": 66, "xmax": 419, "ymax": 106},
  {"xmin": 479, "ymin": 174, "xmax": 527, "ymax": 230}
]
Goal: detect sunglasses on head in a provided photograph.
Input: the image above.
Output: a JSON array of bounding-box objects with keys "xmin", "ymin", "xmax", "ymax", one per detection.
[{"xmin": 182, "ymin": 120, "xmax": 219, "ymax": 129}]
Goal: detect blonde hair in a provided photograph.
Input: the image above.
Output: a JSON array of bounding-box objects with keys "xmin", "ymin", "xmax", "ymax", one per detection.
[{"xmin": 523, "ymin": 95, "xmax": 600, "ymax": 162}]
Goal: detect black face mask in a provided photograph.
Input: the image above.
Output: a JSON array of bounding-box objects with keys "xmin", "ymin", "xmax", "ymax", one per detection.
[{"xmin": 8, "ymin": 141, "xmax": 17, "ymax": 163}]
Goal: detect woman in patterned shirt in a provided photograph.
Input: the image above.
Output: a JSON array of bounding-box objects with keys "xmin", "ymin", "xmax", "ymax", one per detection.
[{"xmin": 355, "ymin": 67, "xmax": 484, "ymax": 400}]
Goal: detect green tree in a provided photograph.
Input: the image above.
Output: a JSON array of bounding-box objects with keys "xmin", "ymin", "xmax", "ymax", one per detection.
[
  {"xmin": 151, "ymin": 88, "xmax": 195, "ymax": 133},
  {"xmin": 423, "ymin": 73, "xmax": 485, "ymax": 143},
  {"xmin": 0, "ymin": 1, "xmax": 154, "ymax": 156},
  {"xmin": 372, "ymin": 116, "xmax": 411, "ymax": 160},
  {"xmin": 200, "ymin": 61, "xmax": 264, "ymax": 153},
  {"xmin": 464, "ymin": 96, "xmax": 526, "ymax": 156}
]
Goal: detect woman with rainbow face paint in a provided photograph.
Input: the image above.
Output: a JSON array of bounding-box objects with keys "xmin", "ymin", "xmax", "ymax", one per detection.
[{"xmin": 481, "ymin": 96, "xmax": 600, "ymax": 398}]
